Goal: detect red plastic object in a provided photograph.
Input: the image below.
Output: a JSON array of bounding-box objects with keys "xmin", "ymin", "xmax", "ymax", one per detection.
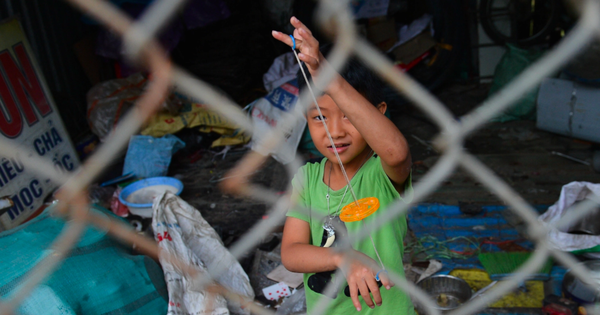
[
  {"xmin": 542, "ymin": 304, "xmax": 572, "ymax": 315},
  {"xmin": 110, "ymin": 187, "xmax": 129, "ymax": 217},
  {"xmin": 395, "ymin": 51, "xmax": 431, "ymax": 72}
]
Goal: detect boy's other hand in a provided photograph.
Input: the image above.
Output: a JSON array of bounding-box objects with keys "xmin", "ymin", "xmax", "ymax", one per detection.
[
  {"xmin": 341, "ymin": 250, "xmax": 394, "ymax": 311},
  {"xmin": 272, "ymin": 16, "xmax": 323, "ymax": 78}
]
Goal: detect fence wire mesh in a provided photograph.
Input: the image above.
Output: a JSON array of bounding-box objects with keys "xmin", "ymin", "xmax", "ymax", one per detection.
[{"xmin": 1, "ymin": 0, "xmax": 600, "ymax": 314}]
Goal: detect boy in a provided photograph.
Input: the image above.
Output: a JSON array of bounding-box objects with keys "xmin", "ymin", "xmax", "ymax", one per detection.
[{"xmin": 272, "ymin": 17, "xmax": 414, "ymax": 314}]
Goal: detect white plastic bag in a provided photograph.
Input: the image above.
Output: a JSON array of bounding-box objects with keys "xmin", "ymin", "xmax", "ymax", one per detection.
[
  {"xmin": 539, "ymin": 181, "xmax": 600, "ymax": 252},
  {"xmin": 263, "ymin": 52, "xmax": 300, "ymax": 93},
  {"xmin": 152, "ymin": 192, "xmax": 255, "ymax": 314},
  {"xmin": 250, "ymin": 80, "xmax": 306, "ymax": 165}
]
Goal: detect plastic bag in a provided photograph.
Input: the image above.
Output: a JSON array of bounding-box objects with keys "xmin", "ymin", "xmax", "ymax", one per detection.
[
  {"xmin": 488, "ymin": 44, "xmax": 544, "ymax": 122},
  {"xmin": 87, "ymin": 73, "xmax": 146, "ymax": 140},
  {"xmin": 152, "ymin": 192, "xmax": 255, "ymax": 315},
  {"xmin": 538, "ymin": 181, "xmax": 600, "ymax": 253},
  {"xmin": 123, "ymin": 135, "xmax": 185, "ymax": 178},
  {"xmin": 250, "ymin": 79, "xmax": 306, "ymax": 164},
  {"xmin": 275, "ymin": 288, "xmax": 307, "ymax": 315},
  {"xmin": 87, "ymin": 73, "xmax": 182, "ymax": 140},
  {"xmin": 263, "ymin": 52, "xmax": 300, "ymax": 92},
  {"xmin": 141, "ymin": 101, "xmax": 250, "ymax": 147}
]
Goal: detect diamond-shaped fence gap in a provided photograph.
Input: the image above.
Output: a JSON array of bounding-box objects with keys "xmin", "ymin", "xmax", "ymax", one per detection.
[
  {"xmin": 172, "ymin": 68, "xmax": 255, "ymax": 133},
  {"xmin": 122, "ymin": 0, "xmax": 187, "ymax": 61},
  {"xmin": 458, "ymin": 153, "xmax": 543, "ymax": 226},
  {"xmin": 458, "ymin": 0, "xmax": 600, "ymax": 137},
  {"xmin": 345, "ymin": 147, "xmax": 461, "ymax": 249},
  {"xmin": 353, "ymin": 39, "xmax": 459, "ymax": 132}
]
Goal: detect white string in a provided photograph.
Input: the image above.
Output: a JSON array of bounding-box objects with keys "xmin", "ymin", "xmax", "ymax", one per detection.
[
  {"xmin": 292, "ymin": 46, "xmax": 386, "ymax": 273},
  {"xmin": 370, "ymin": 235, "xmax": 385, "ymax": 270},
  {"xmin": 292, "ymin": 48, "xmax": 359, "ymax": 205}
]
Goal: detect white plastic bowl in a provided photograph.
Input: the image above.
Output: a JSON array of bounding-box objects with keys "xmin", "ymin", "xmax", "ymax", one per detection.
[{"xmin": 119, "ymin": 177, "xmax": 183, "ymax": 218}]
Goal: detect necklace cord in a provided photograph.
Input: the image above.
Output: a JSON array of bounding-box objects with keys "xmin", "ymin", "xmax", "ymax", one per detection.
[
  {"xmin": 327, "ymin": 161, "xmax": 349, "ymax": 217},
  {"xmin": 326, "ymin": 150, "xmax": 372, "ymax": 217}
]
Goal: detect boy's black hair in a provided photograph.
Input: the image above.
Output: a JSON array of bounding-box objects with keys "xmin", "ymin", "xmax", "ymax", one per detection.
[{"xmin": 296, "ymin": 44, "xmax": 385, "ymax": 106}]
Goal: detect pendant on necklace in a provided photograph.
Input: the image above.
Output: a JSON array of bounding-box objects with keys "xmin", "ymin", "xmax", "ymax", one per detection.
[{"xmin": 320, "ymin": 216, "xmax": 347, "ymax": 248}]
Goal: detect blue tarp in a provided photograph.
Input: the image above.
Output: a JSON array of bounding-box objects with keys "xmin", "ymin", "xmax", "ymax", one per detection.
[
  {"xmin": 0, "ymin": 205, "xmax": 168, "ymax": 314},
  {"xmin": 407, "ymin": 204, "xmax": 566, "ymax": 295}
]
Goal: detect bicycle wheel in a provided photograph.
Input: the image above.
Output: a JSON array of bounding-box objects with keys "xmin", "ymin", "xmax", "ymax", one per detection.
[{"xmin": 479, "ymin": 0, "xmax": 562, "ymax": 47}]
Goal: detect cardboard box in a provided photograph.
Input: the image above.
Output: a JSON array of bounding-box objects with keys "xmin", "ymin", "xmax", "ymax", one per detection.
[{"xmin": 392, "ymin": 31, "xmax": 436, "ymax": 65}]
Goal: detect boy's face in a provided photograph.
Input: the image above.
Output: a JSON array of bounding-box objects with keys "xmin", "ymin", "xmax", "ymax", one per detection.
[{"xmin": 306, "ymin": 94, "xmax": 369, "ymax": 165}]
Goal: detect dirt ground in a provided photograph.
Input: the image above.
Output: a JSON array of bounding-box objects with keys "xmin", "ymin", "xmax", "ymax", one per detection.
[{"xmin": 167, "ymin": 82, "xmax": 600, "ymax": 246}]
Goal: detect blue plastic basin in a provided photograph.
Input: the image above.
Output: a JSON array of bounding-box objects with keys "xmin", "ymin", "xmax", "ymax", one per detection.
[{"xmin": 119, "ymin": 177, "xmax": 184, "ymax": 209}]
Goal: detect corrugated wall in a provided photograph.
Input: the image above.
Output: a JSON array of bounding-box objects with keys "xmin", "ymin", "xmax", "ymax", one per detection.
[{"xmin": 0, "ymin": 0, "xmax": 93, "ymax": 142}]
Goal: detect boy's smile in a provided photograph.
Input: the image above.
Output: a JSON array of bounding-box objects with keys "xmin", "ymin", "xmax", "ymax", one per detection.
[{"xmin": 327, "ymin": 143, "xmax": 349, "ymax": 154}]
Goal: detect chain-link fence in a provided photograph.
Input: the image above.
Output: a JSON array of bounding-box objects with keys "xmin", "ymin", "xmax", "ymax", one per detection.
[{"xmin": 1, "ymin": 0, "xmax": 600, "ymax": 314}]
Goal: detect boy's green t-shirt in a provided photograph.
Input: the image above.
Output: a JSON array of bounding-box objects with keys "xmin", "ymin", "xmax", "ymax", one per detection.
[{"xmin": 287, "ymin": 156, "xmax": 415, "ymax": 314}]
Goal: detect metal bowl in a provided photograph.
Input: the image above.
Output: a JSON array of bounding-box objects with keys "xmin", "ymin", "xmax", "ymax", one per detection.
[
  {"xmin": 563, "ymin": 260, "xmax": 600, "ymax": 304},
  {"xmin": 416, "ymin": 275, "xmax": 473, "ymax": 312}
]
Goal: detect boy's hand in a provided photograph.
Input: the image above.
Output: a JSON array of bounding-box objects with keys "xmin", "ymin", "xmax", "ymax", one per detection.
[
  {"xmin": 272, "ymin": 16, "xmax": 323, "ymax": 78},
  {"xmin": 341, "ymin": 250, "xmax": 395, "ymax": 311}
]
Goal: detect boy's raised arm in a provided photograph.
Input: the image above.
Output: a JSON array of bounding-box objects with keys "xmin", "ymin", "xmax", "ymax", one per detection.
[
  {"xmin": 328, "ymin": 78, "xmax": 412, "ymax": 189},
  {"xmin": 273, "ymin": 17, "xmax": 411, "ymax": 189}
]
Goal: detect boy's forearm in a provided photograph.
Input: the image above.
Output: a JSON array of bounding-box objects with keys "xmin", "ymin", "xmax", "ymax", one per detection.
[
  {"xmin": 327, "ymin": 76, "xmax": 410, "ymax": 168},
  {"xmin": 281, "ymin": 242, "xmax": 343, "ymax": 274}
]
